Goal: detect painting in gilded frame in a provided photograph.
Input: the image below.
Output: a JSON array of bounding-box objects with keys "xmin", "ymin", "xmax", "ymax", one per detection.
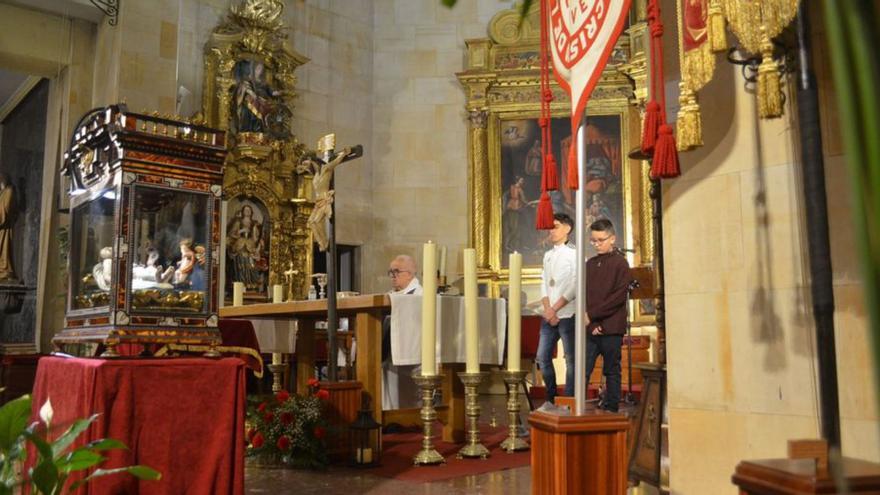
[{"xmin": 499, "ymin": 115, "xmax": 624, "ymax": 267}]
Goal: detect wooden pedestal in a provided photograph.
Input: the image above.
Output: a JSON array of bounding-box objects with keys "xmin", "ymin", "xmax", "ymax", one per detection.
[
  {"xmin": 320, "ymin": 380, "xmax": 363, "ymax": 461},
  {"xmin": 733, "ymin": 457, "xmax": 880, "ymax": 494},
  {"xmin": 529, "ymin": 410, "xmax": 629, "ymax": 495}
]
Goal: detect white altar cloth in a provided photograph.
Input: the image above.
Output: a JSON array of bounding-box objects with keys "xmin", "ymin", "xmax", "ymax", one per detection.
[{"xmin": 389, "ymin": 295, "xmax": 507, "ymax": 366}]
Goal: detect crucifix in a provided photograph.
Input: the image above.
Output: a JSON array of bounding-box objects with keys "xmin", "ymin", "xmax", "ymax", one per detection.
[{"xmin": 297, "ymin": 134, "xmax": 362, "ymax": 381}]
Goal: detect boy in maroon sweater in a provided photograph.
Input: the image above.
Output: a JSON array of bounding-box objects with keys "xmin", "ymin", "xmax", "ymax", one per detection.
[{"xmin": 585, "ymin": 219, "xmax": 632, "ymax": 412}]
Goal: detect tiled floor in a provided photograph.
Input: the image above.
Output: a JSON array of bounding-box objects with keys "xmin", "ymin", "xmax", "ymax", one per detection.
[
  {"xmin": 245, "ymin": 465, "xmax": 661, "ymax": 494},
  {"xmin": 245, "ymin": 394, "xmax": 665, "ymax": 494}
]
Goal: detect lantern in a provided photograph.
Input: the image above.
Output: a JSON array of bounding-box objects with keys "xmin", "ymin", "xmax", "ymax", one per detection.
[{"xmin": 349, "ymin": 406, "xmax": 381, "ymax": 467}]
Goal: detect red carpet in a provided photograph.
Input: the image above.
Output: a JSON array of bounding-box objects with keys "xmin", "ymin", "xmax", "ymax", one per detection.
[{"xmin": 365, "ymin": 425, "xmax": 530, "ymax": 483}]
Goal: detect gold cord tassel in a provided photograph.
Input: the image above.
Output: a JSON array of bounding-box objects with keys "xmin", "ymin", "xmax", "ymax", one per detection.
[
  {"xmin": 756, "ymin": 28, "xmax": 783, "ymax": 118},
  {"xmin": 708, "ymin": 0, "xmax": 727, "ymax": 52},
  {"xmin": 676, "ymin": 84, "xmax": 703, "ymax": 151}
]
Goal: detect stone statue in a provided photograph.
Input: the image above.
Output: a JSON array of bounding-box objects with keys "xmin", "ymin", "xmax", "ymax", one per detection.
[
  {"xmin": 0, "ymin": 174, "xmax": 17, "ymax": 282},
  {"xmin": 297, "ymin": 149, "xmax": 352, "ymax": 252}
]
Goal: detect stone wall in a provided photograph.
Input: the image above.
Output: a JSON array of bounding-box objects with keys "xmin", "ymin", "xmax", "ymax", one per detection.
[
  {"xmin": 0, "ymin": 80, "xmax": 48, "ymax": 343},
  {"xmin": 662, "ymin": 15, "xmax": 879, "ymax": 494}
]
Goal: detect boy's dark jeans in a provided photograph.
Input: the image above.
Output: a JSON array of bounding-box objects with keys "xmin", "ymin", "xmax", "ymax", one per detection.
[{"xmin": 585, "ymin": 333, "xmax": 623, "ymax": 411}]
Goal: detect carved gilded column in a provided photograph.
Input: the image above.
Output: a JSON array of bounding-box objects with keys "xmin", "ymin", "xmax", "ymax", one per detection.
[
  {"xmin": 468, "ymin": 109, "xmax": 489, "ymax": 268},
  {"xmin": 216, "ymin": 77, "xmax": 235, "ymax": 131}
]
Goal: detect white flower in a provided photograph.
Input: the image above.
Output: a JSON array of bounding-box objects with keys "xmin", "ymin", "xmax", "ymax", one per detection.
[{"xmin": 39, "ymin": 398, "xmax": 54, "ymax": 426}]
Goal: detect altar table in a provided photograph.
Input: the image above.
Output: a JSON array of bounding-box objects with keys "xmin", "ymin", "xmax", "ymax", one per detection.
[
  {"xmin": 219, "ymin": 294, "xmax": 503, "ymax": 443},
  {"xmin": 31, "ymin": 356, "xmax": 245, "ymax": 495}
]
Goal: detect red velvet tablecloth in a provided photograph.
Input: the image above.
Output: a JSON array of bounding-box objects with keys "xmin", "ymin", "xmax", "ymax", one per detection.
[{"xmin": 31, "ymin": 356, "xmax": 246, "ymax": 495}]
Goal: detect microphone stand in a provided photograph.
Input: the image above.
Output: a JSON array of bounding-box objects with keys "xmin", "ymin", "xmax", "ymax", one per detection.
[{"xmin": 624, "ymin": 278, "xmax": 640, "ymax": 405}]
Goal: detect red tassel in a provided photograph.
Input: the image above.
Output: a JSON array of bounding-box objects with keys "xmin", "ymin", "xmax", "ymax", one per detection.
[
  {"xmin": 566, "ymin": 139, "xmax": 579, "ymax": 190},
  {"xmin": 542, "ymin": 154, "xmax": 558, "ymax": 191},
  {"xmin": 535, "ymin": 191, "xmax": 555, "ymax": 230},
  {"xmin": 641, "ymin": 101, "xmax": 661, "ymax": 154},
  {"xmin": 650, "ymin": 124, "xmax": 681, "ymax": 179}
]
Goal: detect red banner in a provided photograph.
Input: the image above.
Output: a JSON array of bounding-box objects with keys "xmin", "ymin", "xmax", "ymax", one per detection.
[
  {"xmin": 548, "ymin": 0, "xmax": 632, "ymax": 130},
  {"xmin": 682, "ymin": 0, "xmax": 708, "ymax": 51}
]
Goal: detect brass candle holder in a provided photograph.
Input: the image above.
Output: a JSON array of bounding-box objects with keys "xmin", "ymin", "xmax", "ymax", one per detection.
[
  {"xmin": 412, "ymin": 371, "xmax": 445, "ymax": 465},
  {"xmin": 456, "ymin": 371, "xmax": 490, "ymax": 459},
  {"xmin": 500, "ymin": 369, "xmax": 530, "ymax": 453},
  {"xmin": 267, "ymin": 362, "xmax": 288, "ymax": 393}
]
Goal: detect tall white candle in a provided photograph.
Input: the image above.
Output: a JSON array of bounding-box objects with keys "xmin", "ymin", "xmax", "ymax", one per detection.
[
  {"xmin": 438, "ymin": 245, "xmax": 448, "ymax": 280},
  {"xmin": 507, "ymin": 252, "xmax": 522, "ymax": 371},
  {"xmin": 273, "ymin": 284, "xmax": 283, "ymax": 303},
  {"xmin": 463, "ymin": 248, "xmax": 479, "ymax": 373},
  {"xmin": 233, "ymin": 282, "xmax": 244, "ymax": 306},
  {"xmin": 421, "ymin": 242, "xmax": 438, "ymax": 376}
]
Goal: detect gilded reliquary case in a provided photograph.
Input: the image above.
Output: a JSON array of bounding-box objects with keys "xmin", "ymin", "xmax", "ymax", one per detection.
[{"xmin": 55, "ymin": 105, "xmax": 227, "ymax": 352}]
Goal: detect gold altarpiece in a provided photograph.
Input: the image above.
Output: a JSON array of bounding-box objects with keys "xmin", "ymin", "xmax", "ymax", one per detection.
[
  {"xmin": 457, "ymin": 3, "xmax": 656, "ymax": 325},
  {"xmin": 200, "ymin": 0, "xmax": 313, "ymax": 301}
]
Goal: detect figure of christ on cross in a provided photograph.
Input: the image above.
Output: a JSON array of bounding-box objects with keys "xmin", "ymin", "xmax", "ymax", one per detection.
[{"xmin": 297, "ymin": 146, "xmax": 362, "ymax": 252}]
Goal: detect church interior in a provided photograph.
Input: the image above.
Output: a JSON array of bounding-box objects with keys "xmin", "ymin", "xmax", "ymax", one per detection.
[{"xmin": 0, "ymin": 0, "xmax": 877, "ymax": 493}]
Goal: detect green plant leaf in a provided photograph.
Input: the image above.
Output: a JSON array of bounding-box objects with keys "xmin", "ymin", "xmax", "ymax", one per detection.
[
  {"xmin": 0, "ymin": 395, "xmax": 31, "ymax": 451},
  {"xmin": 57, "ymin": 449, "xmax": 106, "ymax": 473},
  {"xmin": 29, "ymin": 459, "xmax": 59, "ymax": 495},
  {"xmin": 24, "ymin": 426, "xmax": 54, "ymax": 462},
  {"xmin": 85, "ymin": 438, "xmax": 127, "ymax": 451},
  {"xmin": 70, "ymin": 465, "xmax": 161, "ymax": 490},
  {"xmin": 51, "ymin": 414, "xmax": 99, "ymax": 457},
  {"xmin": 441, "ymin": 0, "xmax": 456, "ymax": 6}
]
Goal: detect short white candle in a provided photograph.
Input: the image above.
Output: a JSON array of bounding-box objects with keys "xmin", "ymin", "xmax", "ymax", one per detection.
[
  {"xmin": 273, "ymin": 284, "xmax": 283, "ymax": 303},
  {"xmin": 233, "ymin": 282, "xmax": 244, "ymax": 306},
  {"xmin": 272, "ymin": 352, "xmax": 282, "ymax": 365},
  {"xmin": 438, "ymin": 245, "xmax": 448, "ymax": 280}
]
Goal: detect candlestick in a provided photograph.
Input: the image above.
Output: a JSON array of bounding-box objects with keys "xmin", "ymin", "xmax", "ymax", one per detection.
[
  {"xmin": 507, "ymin": 252, "xmax": 522, "ymax": 371},
  {"xmin": 421, "ymin": 241, "xmax": 438, "ymax": 376},
  {"xmin": 267, "ymin": 363, "xmax": 288, "ymax": 393},
  {"xmin": 272, "ymin": 284, "xmax": 283, "ymax": 303},
  {"xmin": 500, "ymin": 369, "xmax": 529, "ymax": 452},
  {"xmin": 412, "ymin": 371, "xmax": 445, "ymax": 465},
  {"xmin": 463, "ymin": 248, "xmax": 479, "ymax": 373},
  {"xmin": 233, "ymin": 282, "xmax": 244, "ymax": 306},
  {"xmin": 456, "ymin": 371, "xmax": 490, "ymax": 459}
]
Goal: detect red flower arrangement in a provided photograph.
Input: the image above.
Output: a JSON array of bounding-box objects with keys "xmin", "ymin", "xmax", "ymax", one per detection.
[{"xmin": 245, "ymin": 382, "xmax": 329, "ymax": 469}]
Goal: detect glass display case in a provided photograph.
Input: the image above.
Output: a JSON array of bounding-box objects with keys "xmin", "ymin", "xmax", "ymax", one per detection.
[
  {"xmin": 54, "ymin": 104, "xmax": 227, "ymax": 356},
  {"xmin": 69, "ymin": 190, "xmax": 116, "ymax": 310}
]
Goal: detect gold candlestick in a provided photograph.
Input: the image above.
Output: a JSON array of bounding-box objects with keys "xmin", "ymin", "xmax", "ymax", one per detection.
[
  {"xmin": 267, "ymin": 362, "xmax": 288, "ymax": 393},
  {"xmin": 500, "ymin": 369, "xmax": 530, "ymax": 452},
  {"xmin": 412, "ymin": 371, "xmax": 445, "ymax": 465},
  {"xmin": 456, "ymin": 371, "xmax": 490, "ymax": 459}
]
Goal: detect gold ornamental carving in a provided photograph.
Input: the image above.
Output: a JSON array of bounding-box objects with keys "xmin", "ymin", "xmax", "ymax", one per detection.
[{"xmin": 202, "ymin": 0, "xmax": 312, "ymax": 301}]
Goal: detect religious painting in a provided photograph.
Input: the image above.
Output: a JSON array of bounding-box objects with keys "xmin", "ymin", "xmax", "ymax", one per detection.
[
  {"xmin": 225, "ymin": 196, "xmax": 270, "ymax": 296},
  {"xmin": 499, "ymin": 115, "xmax": 623, "ymax": 267}
]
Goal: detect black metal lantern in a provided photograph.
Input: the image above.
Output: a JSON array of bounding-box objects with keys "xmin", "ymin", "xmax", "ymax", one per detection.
[{"xmin": 349, "ymin": 406, "xmax": 381, "ymax": 468}]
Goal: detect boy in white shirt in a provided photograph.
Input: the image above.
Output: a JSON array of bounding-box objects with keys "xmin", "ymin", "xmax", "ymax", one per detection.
[{"xmin": 536, "ymin": 213, "xmax": 577, "ymax": 406}]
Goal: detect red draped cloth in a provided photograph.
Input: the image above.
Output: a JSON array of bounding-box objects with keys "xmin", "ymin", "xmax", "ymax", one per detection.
[{"xmin": 31, "ymin": 356, "xmax": 246, "ymax": 495}]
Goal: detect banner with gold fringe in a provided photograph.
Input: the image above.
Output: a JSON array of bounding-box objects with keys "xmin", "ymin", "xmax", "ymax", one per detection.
[
  {"xmin": 721, "ymin": 0, "xmax": 799, "ymax": 118},
  {"xmin": 676, "ymin": 0, "xmax": 716, "ymax": 150}
]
